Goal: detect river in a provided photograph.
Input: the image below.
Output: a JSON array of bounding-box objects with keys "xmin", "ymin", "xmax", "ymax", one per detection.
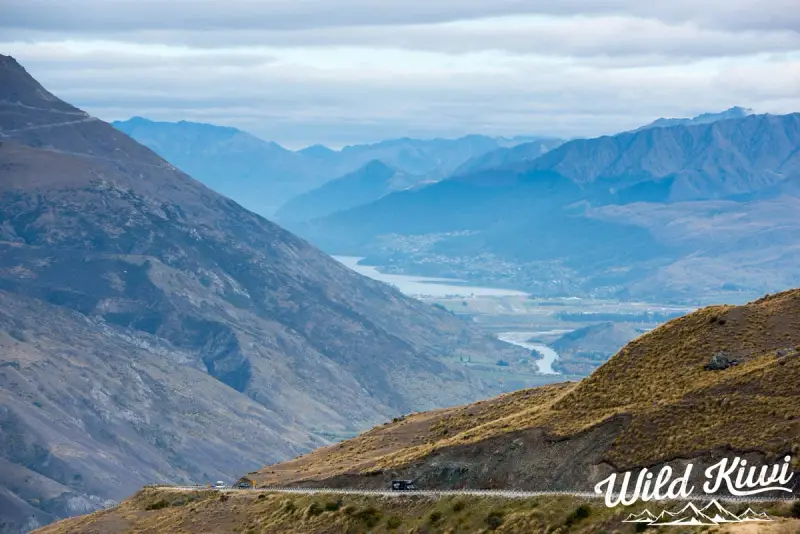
[
  {"xmin": 495, "ymin": 332, "xmax": 561, "ymax": 375},
  {"xmin": 334, "ymin": 255, "xmax": 561, "ymax": 375}
]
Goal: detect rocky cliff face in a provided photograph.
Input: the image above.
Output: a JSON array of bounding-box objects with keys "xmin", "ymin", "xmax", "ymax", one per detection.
[{"xmin": 0, "ymin": 54, "xmax": 526, "ymax": 533}]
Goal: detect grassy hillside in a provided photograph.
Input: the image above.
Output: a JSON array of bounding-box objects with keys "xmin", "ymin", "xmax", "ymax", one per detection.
[{"xmin": 253, "ymin": 290, "xmax": 800, "ymax": 488}]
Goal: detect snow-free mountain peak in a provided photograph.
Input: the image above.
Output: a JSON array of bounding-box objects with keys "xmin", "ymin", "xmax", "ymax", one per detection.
[{"xmin": 634, "ymin": 105, "xmax": 756, "ymax": 131}]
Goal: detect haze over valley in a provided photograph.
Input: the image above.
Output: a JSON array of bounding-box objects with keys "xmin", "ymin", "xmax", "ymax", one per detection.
[
  {"xmin": 114, "ymin": 108, "xmax": 800, "ymax": 391},
  {"xmin": 113, "ymin": 107, "xmax": 800, "ymax": 311}
]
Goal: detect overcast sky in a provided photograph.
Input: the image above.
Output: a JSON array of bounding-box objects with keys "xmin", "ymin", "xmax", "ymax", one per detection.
[{"xmin": 3, "ymin": 0, "xmax": 799, "ymax": 148}]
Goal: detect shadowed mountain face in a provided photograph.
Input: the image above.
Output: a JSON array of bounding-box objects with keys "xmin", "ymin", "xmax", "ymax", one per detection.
[
  {"xmin": 113, "ymin": 118, "xmax": 543, "ymax": 217},
  {"xmin": 0, "ymin": 55, "xmax": 527, "ymax": 533},
  {"xmin": 295, "ymin": 112, "xmax": 800, "ymax": 301}
]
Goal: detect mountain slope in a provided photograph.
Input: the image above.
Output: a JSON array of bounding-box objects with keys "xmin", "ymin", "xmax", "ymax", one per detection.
[
  {"xmin": 252, "ymin": 289, "xmax": 800, "ymax": 492},
  {"xmin": 275, "ymin": 160, "xmax": 423, "ymax": 223},
  {"xmin": 0, "ymin": 54, "xmax": 527, "ymax": 532},
  {"xmin": 525, "ymin": 112, "xmax": 799, "ymax": 201},
  {"xmin": 0, "ymin": 289, "xmax": 318, "ymax": 532}
]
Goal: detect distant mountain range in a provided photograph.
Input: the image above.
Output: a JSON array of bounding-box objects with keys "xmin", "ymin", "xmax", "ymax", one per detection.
[
  {"xmin": 113, "ymin": 117, "xmax": 554, "ymax": 216},
  {"xmin": 0, "ymin": 55, "xmax": 528, "ymax": 533},
  {"xmin": 293, "ymin": 111, "xmax": 800, "ymax": 302},
  {"xmin": 633, "ymin": 106, "xmax": 754, "ymax": 132}
]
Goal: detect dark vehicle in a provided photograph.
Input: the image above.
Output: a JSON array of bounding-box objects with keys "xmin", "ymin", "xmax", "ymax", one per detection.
[
  {"xmin": 391, "ymin": 480, "xmax": 416, "ymax": 491},
  {"xmin": 235, "ymin": 477, "xmax": 254, "ymax": 489}
]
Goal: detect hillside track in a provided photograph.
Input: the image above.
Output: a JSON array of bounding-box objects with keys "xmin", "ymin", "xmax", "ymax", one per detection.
[
  {"xmin": 0, "ymin": 116, "xmax": 100, "ymax": 135},
  {"xmin": 157, "ymin": 485, "xmax": 795, "ymax": 503}
]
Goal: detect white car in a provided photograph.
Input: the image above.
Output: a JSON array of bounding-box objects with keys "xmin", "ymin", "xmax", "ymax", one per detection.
[{"xmin": 214, "ymin": 481, "xmax": 226, "ymax": 489}]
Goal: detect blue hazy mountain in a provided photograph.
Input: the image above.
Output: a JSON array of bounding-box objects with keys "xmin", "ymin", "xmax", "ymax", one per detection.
[
  {"xmin": 112, "ymin": 117, "xmax": 312, "ymax": 216},
  {"xmin": 452, "ymin": 137, "xmax": 565, "ymax": 176},
  {"xmin": 330, "ymin": 134, "xmax": 546, "ymax": 178},
  {"xmin": 113, "ymin": 118, "xmax": 543, "ymax": 216},
  {"xmin": 307, "ymin": 112, "xmax": 800, "ymax": 237},
  {"xmin": 275, "ymin": 160, "xmax": 427, "ymax": 223}
]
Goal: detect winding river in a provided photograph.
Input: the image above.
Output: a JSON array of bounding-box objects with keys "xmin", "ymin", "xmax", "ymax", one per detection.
[
  {"xmin": 334, "ymin": 255, "xmax": 561, "ymax": 375},
  {"xmin": 495, "ymin": 332, "xmax": 561, "ymax": 375}
]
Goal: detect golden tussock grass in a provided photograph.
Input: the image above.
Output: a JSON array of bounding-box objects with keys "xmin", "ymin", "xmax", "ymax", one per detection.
[{"xmin": 35, "ymin": 488, "xmax": 800, "ymax": 534}]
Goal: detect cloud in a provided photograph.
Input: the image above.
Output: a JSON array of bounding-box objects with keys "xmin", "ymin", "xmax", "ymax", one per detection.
[
  {"xmin": 3, "ymin": 0, "xmax": 799, "ymax": 33},
  {"xmin": 6, "ymin": 15, "xmax": 799, "ymax": 59},
  {"xmin": 2, "ymin": 0, "xmax": 799, "ymax": 147}
]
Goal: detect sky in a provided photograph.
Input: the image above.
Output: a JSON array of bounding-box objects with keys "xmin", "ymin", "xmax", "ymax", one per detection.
[{"xmin": 3, "ymin": 0, "xmax": 800, "ymax": 149}]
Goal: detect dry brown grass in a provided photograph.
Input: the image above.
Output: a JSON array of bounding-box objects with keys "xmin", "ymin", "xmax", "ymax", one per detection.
[
  {"xmin": 256, "ymin": 289, "xmax": 800, "ymax": 484},
  {"xmin": 257, "ymin": 382, "xmax": 576, "ymax": 484},
  {"xmin": 34, "ymin": 488, "xmax": 800, "ymax": 534}
]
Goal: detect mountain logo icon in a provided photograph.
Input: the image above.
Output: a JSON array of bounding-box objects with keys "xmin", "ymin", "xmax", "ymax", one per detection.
[{"xmin": 622, "ymin": 500, "xmax": 773, "ymax": 526}]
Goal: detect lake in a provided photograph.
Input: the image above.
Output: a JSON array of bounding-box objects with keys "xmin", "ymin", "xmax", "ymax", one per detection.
[{"xmin": 333, "ymin": 256, "xmax": 528, "ymax": 298}]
